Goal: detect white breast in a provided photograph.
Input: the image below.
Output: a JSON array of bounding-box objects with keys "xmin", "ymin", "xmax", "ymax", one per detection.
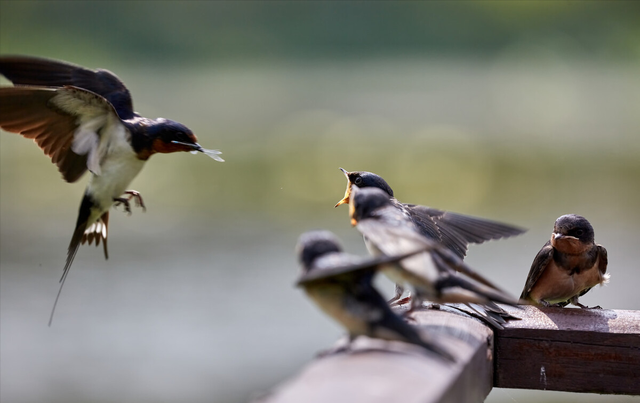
[{"xmin": 86, "ymin": 122, "xmax": 145, "ymax": 214}]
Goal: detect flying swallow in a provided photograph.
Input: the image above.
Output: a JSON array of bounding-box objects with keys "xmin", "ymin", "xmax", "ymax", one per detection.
[
  {"xmin": 335, "ymin": 168, "xmax": 525, "ymax": 306},
  {"xmin": 296, "ymin": 230, "xmax": 454, "ymax": 361},
  {"xmin": 0, "ymin": 55, "xmax": 224, "ymax": 324},
  {"xmin": 348, "ymin": 185, "xmax": 519, "ymax": 320},
  {"xmin": 520, "ymin": 214, "xmax": 609, "ymax": 308}
]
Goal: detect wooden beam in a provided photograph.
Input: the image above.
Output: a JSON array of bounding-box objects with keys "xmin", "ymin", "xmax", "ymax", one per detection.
[
  {"xmin": 257, "ymin": 306, "xmax": 640, "ymax": 402},
  {"xmin": 258, "ymin": 310, "xmax": 494, "ymax": 403},
  {"xmin": 493, "ymin": 305, "xmax": 640, "ymax": 395}
]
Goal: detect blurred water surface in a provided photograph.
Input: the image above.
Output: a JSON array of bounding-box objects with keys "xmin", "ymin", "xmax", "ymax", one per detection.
[{"xmin": 1, "ymin": 2, "xmax": 640, "ymax": 403}]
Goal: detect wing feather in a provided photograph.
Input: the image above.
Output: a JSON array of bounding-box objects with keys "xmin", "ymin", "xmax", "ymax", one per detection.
[
  {"xmin": 0, "ymin": 87, "xmax": 87, "ymax": 182},
  {"xmin": 519, "ymin": 242, "xmax": 554, "ymax": 300},
  {"xmin": 407, "ymin": 204, "xmax": 526, "ymax": 258},
  {"xmin": 0, "ymin": 55, "xmax": 134, "ymax": 119},
  {"xmin": 0, "ymin": 86, "xmax": 124, "ymax": 182}
]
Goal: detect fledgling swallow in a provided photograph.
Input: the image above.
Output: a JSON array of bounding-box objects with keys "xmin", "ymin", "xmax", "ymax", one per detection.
[
  {"xmin": 348, "ymin": 185, "xmax": 519, "ymax": 321},
  {"xmin": 0, "ymin": 55, "xmax": 224, "ymax": 324},
  {"xmin": 335, "ymin": 168, "xmax": 525, "ymax": 310},
  {"xmin": 336, "ymin": 168, "xmax": 526, "ymax": 258},
  {"xmin": 296, "ymin": 230, "xmax": 454, "ymax": 361},
  {"xmin": 520, "ymin": 214, "xmax": 609, "ymax": 308}
]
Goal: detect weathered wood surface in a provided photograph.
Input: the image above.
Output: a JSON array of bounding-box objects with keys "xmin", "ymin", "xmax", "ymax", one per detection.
[
  {"xmin": 258, "ymin": 306, "xmax": 640, "ymax": 403},
  {"xmin": 494, "ymin": 305, "xmax": 640, "ymax": 395},
  {"xmin": 258, "ymin": 310, "xmax": 494, "ymax": 403}
]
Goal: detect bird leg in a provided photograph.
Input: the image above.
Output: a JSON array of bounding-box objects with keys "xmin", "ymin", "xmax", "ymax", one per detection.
[
  {"xmin": 388, "ymin": 284, "xmax": 406, "ymax": 305},
  {"xmin": 113, "ymin": 190, "xmax": 146, "ymax": 215},
  {"xmin": 392, "ymin": 296, "xmax": 412, "ymax": 307},
  {"xmin": 539, "ymin": 299, "xmax": 568, "ymax": 308},
  {"xmin": 123, "ymin": 190, "xmax": 146, "ymax": 211},
  {"xmin": 399, "ymin": 294, "xmax": 424, "ymax": 322},
  {"xmin": 570, "ymin": 296, "xmax": 602, "ymax": 309}
]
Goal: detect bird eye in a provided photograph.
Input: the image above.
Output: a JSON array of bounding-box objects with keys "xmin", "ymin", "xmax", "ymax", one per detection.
[
  {"xmin": 354, "ymin": 177, "xmax": 363, "ymax": 186},
  {"xmin": 575, "ymin": 229, "xmax": 584, "ymax": 236}
]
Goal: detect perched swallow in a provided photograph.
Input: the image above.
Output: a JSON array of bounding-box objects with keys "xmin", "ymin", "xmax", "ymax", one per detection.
[
  {"xmin": 0, "ymin": 55, "xmax": 224, "ymax": 324},
  {"xmin": 335, "ymin": 168, "xmax": 525, "ymax": 258},
  {"xmin": 336, "ymin": 168, "xmax": 525, "ymax": 306},
  {"xmin": 348, "ymin": 185, "xmax": 518, "ymax": 319},
  {"xmin": 520, "ymin": 214, "xmax": 609, "ymax": 308},
  {"xmin": 296, "ymin": 230, "xmax": 454, "ymax": 361}
]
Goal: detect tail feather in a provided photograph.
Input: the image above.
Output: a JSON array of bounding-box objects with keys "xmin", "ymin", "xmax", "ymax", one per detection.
[
  {"xmin": 82, "ymin": 211, "xmax": 109, "ymax": 259},
  {"xmin": 436, "ymin": 272, "xmax": 519, "ymax": 307},
  {"xmin": 432, "ymin": 247, "xmax": 505, "ymax": 293},
  {"xmin": 49, "ymin": 221, "xmax": 86, "ymax": 326},
  {"xmin": 48, "ymin": 192, "xmax": 95, "ymax": 326}
]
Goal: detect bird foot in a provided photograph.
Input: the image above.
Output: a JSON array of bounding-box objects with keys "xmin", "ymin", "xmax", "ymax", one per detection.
[
  {"xmin": 113, "ymin": 190, "xmax": 146, "ymax": 215},
  {"xmin": 391, "ymin": 296, "xmax": 412, "ymax": 307},
  {"xmin": 539, "ymin": 300, "xmax": 566, "ymax": 308},
  {"xmin": 569, "ymin": 296, "xmax": 601, "ymax": 309},
  {"xmin": 574, "ymin": 302, "xmax": 602, "ymax": 309}
]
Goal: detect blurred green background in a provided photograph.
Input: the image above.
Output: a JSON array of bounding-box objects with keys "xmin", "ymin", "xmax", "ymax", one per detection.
[{"xmin": 1, "ymin": 2, "xmax": 639, "ymax": 403}]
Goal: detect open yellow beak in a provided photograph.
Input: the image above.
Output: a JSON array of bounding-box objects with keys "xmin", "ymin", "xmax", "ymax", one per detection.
[
  {"xmin": 334, "ymin": 168, "xmax": 351, "ymax": 208},
  {"xmin": 335, "ymin": 186, "xmax": 351, "ymax": 208}
]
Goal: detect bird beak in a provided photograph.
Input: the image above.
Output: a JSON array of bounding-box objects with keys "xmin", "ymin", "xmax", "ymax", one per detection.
[
  {"xmin": 553, "ymin": 232, "xmax": 577, "ymax": 241},
  {"xmin": 334, "ymin": 168, "xmax": 351, "ymax": 208},
  {"xmin": 172, "ymin": 140, "xmax": 201, "ymax": 151}
]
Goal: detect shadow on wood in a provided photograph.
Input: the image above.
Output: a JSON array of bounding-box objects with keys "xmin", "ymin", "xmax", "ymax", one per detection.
[
  {"xmin": 256, "ymin": 306, "xmax": 640, "ymax": 402},
  {"xmin": 257, "ymin": 310, "xmax": 494, "ymax": 403}
]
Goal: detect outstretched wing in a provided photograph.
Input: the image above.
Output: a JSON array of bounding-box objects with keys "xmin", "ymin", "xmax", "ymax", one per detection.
[
  {"xmin": 296, "ymin": 247, "xmax": 428, "ymax": 286},
  {"xmin": 407, "ymin": 204, "xmax": 526, "ymax": 259},
  {"xmin": 0, "ymin": 55, "xmax": 134, "ymax": 119},
  {"xmin": 0, "ymin": 86, "xmax": 125, "ymax": 182}
]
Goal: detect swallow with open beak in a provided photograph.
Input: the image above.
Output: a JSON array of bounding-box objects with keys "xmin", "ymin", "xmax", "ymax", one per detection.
[
  {"xmin": 520, "ymin": 214, "xmax": 609, "ymax": 308},
  {"xmin": 0, "ymin": 55, "xmax": 224, "ymax": 324},
  {"xmin": 348, "ymin": 185, "xmax": 519, "ymax": 322},
  {"xmin": 335, "ymin": 169, "xmax": 525, "ymax": 259},
  {"xmin": 296, "ymin": 230, "xmax": 454, "ymax": 361}
]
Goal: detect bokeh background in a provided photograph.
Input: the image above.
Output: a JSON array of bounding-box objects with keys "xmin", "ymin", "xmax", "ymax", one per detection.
[{"xmin": 1, "ymin": 2, "xmax": 639, "ymax": 402}]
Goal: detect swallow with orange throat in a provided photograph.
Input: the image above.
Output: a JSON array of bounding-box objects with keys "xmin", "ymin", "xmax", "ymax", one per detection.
[
  {"xmin": 348, "ymin": 185, "xmax": 520, "ymax": 327},
  {"xmin": 336, "ymin": 169, "xmax": 524, "ymax": 302},
  {"xmin": 0, "ymin": 55, "xmax": 224, "ymax": 324},
  {"xmin": 520, "ymin": 214, "xmax": 609, "ymax": 308}
]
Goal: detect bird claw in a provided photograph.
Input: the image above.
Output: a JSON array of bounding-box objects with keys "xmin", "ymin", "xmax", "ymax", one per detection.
[
  {"xmin": 577, "ymin": 303, "xmax": 602, "ymax": 309},
  {"xmin": 124, "ymin": 190, "xmax": 146, "ymax": 212},
  {"xmin": 540, "ymin": 300, "xmax": 566, "ymax": 308},
  {"xmin": 113, "ymin": 190, "xmax": 146, "ymax": 215},
  {"xmin": 390, "ymin": 296, "xmax": 412, "ymax": 307}
]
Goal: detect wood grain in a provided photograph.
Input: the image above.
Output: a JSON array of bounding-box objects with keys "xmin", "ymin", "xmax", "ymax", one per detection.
[
  {"xmin": 494, "ymin": 305, "xmax": 640, "ymax": 394},
  {"xmin": 257, "ymin": 305, "xmax": 640, "ymax": 402},
  {"xmin": 258, "ymin": 310, "xmax": 494, "ymax": 403}
]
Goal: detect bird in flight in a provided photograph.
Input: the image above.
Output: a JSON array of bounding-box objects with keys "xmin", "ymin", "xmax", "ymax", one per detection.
[{"xmin": 0, "ymin": 55, "xmax": 224, "ymax": 324}]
